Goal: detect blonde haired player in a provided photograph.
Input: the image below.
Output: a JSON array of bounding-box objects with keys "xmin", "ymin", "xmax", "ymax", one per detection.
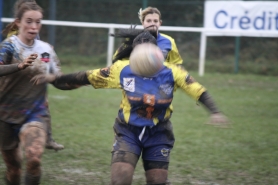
[
  {"xmin": 113, "ymin": 7, "xmax": 183, "ymax": 67},
  {"xmin": 32, "ymin": 27, "xmax": 229, "ymax": 185},
  {"xmin": 138, "ymin": 6, "xmax": 183, "ymax": 65}
]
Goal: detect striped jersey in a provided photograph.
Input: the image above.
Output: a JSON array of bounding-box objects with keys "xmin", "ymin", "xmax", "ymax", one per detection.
[{"xmin": 0, "ymin": 35, "xmax": 60, "ymax": 124}]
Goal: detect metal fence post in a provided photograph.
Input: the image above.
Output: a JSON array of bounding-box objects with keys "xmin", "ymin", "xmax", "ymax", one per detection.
[
  {"xmin": 0, "ymin": 0, "xmax": 3, "ymax": 41},
  {"xmin": 107, "ymin": 26, "xmax": 115, "ymax": 66},
  {"xmin": 234, "ymin": 36, "xmax": 240, "ymax": 73},
  {"xmin": 199, "ymin": 31, "xmax": 207, "ymax": 76},
  {"xmin": 142, "ymin": 0, "xmax": 148, "ymax": 9},
  {"xmin": 48, "ymin": 0, "xmax": 56, "ymax": 46}
]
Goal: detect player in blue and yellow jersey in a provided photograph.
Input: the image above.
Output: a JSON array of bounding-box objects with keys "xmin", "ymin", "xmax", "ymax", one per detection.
[
  {"xmin": 32, "ymin": 28, "xmax": 229, "ymax": 185},
  {"xmin": 138, "ymin": 7, "xmax": 183, "ymax": 65},
  {"xmin": 113, "ymin": 7, "xmax": 183, "ymax": 66}
]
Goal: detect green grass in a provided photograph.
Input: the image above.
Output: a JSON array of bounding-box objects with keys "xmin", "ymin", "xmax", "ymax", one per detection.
[{"xmin": 1, "ymin": 67, "xmax": 278, "ymax": 185}]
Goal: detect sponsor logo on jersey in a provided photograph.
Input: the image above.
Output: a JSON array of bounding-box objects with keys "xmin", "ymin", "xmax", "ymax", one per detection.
[
  {"xmin": 123, "ymin": 78, "xmax": 135, "ymax": 92},
  {"xmin": 40, "ymin": 52, "xmax": 50, "ymax": 63},
  {"xmin": 143, "ymin": 94, "xmax": 155, "ymax": 106},
  {"xmin": 159, "ymin": 84, "xmax": 173, "ymax": 95}
]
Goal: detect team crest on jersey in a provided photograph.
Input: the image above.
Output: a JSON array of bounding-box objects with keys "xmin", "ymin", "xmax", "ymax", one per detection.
[
  {"xmin": 123, "ymin": 78, "xmax": 135, "ymax": 92},
  {"xmin": 159, "ymin": 84, "xmax": 173, "ymax": 95},
  {"xmin": 161, "ymin": 148, "xmax": 170, "ymax": 157},
  {"xmin": 40, "ymin": 52, "xmax": 50, "ymax": 63}
]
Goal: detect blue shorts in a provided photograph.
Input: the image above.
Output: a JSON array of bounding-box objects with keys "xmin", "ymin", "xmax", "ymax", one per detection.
[
  {"xmin": 112, "ymin": 118, "xmax": 175, "ymax": 162},
  {"xmin": 0, "ymin": 110, "xmax": 49, "ymax": 150}
]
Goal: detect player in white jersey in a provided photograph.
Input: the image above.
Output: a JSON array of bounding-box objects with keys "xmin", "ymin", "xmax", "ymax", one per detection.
[
  {"xmin": 2, "ymin": 0, "xmax": 63, "ymax": 152},
  {"xmin": 0, "ymin": 1, "xmax": 77, "ymax": 184}
]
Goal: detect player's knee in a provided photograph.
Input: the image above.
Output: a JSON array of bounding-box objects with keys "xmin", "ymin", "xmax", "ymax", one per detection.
[
  {"xmin": 1, "ymin": 149, "xmax": 22, "ymax": 180},
  {"xmin": 110, "ymin": 162, "xmax": 134, "ymax": 185},
  {"xmin": 144, "ymin": 161, "xmax": 169, "ymax": 185},
  {"xmin": 4, "ymin": 162, "xmax": 21, "ymax": 185},
  {"xmin": 20, "ymin": 122, "xmax": 46, "ymax": 158},
  {"xmin": 20, "ymin": 121, "xmax": 47, "ymax": 143},
  {"xmin": 26, "ymin": 157, "xmax": 41, "ymax": 176},
  {"xmin": 6, "ymin": 168, "xmax": 21, "ymax": 180},
  {"xmin": 145, "ymin": 169, "xmax": 168, "ymax": 184},
  {"xmin": 111, "ymin": 151, "xmax": 139, "ymax": 168}
]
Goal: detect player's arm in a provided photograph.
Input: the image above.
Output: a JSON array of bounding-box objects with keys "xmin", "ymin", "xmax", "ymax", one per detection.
[
  {"xmin": 45, "ymin": 49, "xmax": 85, "ymax": 90},
  {"xmin": 170, "ymin": 64, "xmax": 229, "ymax": 126},
  {"xmin": 166, "ymin": 38, "xmax": 183, "ymax": 65},
  {"xmin": 167, "ymin": 42, "xmax": 183, "ymax": 65},
  {"xmin": 171, "ymin": 66, "xmax": 217, "ymax": 113},
  {"xmin": 32, "ymin": 60, "xmax": 125, "ymax": 89},
  {"xmin": 31, "ymin": 71, "xmax": 90, "ymax": 88},
  {"xmin": 0, "ymin": 43, "xmax": 37, "ymax": 76},
  {"xmin": 52, "ymin": 71, "xmax": 90, "ymax": 87}
]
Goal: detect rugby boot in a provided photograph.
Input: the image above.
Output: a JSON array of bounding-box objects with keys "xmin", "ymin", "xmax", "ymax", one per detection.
[{"xmin": 45, "ymin": 139, "xmax": 64, "ymax": 151}]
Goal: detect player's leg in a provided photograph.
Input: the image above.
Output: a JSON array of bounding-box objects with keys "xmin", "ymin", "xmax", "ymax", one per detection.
[
  {"xmin": 110, "ymin": 118, "xmax": 141, "ymax": 185},
  {"xmin": 19, "ymin": 121, "xmax": 46, "ymax": 185},
  {"xmin": 45, "ymin": 131, "xmax": 64, "ymax": 151},
  {"xmin": 1, "ymin": 148, "xmax": 22, "ymax": 185},
  {"xmin": 110, "ymin": 151, "xmax": 139, "ymax": 185},
  {"xmin": 0, "ymin": 120, "xmax": 22, "ymax": 185},
  {"xmin": 144, "ymin": 160, "xmax": 170, "ymax": 185},
  {"xmin": 44, "ymin": 114, "xmax": 64, "ymax": 151},
  {"xmin": 142, "ymin": 120, "xmax": 175, "ymax": 185}
]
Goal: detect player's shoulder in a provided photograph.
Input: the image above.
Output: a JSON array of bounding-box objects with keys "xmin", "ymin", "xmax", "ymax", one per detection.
[
  {"xmin": 0, "ymin": 36, "xmax": 16, "ymax": 49},
  {"xmin": 164, "ymin": 62, "xmax": 187, "ymax": 73},
  {"xmin": 164, "ymin": 62, "xmax": 179, "ymax": 68},
  {"xmin": 112, "ymin": 58, "xmax": 130, "ymax": 68},
  {"xmin": 159, "ymin": 33, "xmax": 175, "ymax": 41},
  {"xmin": 35, "ymin": 40, "xmax": 52, "ymax": 49}
]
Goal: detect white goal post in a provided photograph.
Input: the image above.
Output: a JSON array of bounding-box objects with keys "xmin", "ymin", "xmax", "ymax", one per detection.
[{"xmin": 1, "ymin": 18, "xmax": 278, "ymax": 76}]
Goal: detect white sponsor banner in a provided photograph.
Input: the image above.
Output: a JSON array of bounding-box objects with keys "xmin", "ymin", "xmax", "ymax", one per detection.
[{"xmin": 205, "ymin": 1, "xmax": 278, "ymax": 37}]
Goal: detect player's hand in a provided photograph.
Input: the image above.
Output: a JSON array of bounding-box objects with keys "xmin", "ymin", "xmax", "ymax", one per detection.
[
  {"xmin": 18, "ymin": 54, "xmax": 38, "ymax": 70},
  {"xmin": 31, "ymin": 74, "xmax": 56, "ymax": 85},
  {"xmin": 206, "ymin": 113, "xmax": 231, "ymax": 128}
]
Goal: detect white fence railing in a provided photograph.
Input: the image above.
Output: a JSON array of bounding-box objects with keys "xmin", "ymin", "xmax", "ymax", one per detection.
[{"xmin": 2, "ymin": 18, "xmax": 278, "ymax": 76}]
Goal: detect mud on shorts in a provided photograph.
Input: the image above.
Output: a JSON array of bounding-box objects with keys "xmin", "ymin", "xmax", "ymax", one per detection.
[
  {"xmin": 0, "ymin": 117, "xmax": 48, "ymax": 150},
  {"xmin": 112, "ymin": 118, "xmax": 175, "ymax": 162}
]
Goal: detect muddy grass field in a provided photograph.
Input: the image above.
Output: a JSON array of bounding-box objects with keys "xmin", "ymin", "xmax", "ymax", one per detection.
[{"xmin": 1, "ymin": 70, "xmax": 277, "ymax": 185}]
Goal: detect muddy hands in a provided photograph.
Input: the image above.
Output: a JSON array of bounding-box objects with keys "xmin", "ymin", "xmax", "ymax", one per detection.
[{"xmin": 18, "ymin": 54, "xmax": 38, "ymax": 70}]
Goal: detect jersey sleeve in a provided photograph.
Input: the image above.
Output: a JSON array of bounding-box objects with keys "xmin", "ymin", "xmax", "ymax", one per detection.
[
  {"xmin": 167, "ymin": 63, "xmax": 206, "ymax": 100},
  {"xmin": 166, "ymin": 38, "xmax": 183, "ymax": 65},
  {"xmin": 86, "ymin": 59, "xmax": 128, "ymax": 89},
  {"xmin": 49, "ymin": 48, "xmax": 62, "ymax": 75},
  {"xmin": 0, "ymin": 40, "xmax": 14, "ymax": 65}
]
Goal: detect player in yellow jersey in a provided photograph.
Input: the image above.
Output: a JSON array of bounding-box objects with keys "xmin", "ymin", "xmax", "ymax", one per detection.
[
  {"xmin": 138, "ymin": 7, "xmax": 183, "ymax": 65},
  {"xmin": 32, "ymin": 27, "xmax": 229, "ymax": 185},
  {"xmin": 113, "ymin": 7, "xmax": 183, "ymax": 67}
]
